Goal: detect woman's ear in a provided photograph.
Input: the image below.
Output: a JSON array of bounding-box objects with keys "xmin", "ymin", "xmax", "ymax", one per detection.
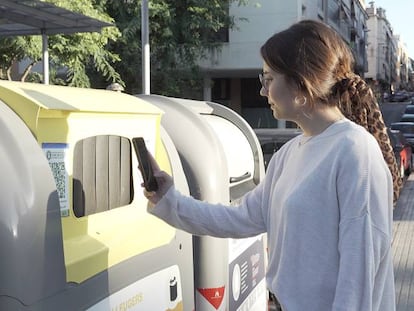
[{"xmin": 294, "ymin": 95, "xmax": 307, "ymax": 107}]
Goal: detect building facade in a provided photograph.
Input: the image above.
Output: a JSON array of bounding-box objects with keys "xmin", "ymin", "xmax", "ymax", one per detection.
[
  {"xmin": 365, "ymin": 3, "xmax": 397, "ymax": 97},
  {"xmin": 200, "ymin": 0, "xmax": 368, "ymax": 129},
  {"xmin": 395, "ymin": 35, "xmax": 411, "ymax": 91}
]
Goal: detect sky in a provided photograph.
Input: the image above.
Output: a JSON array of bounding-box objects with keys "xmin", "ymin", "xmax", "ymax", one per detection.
[{"xmin": 373, "ymin": 0, "xmax": 414, "ymax": 58}]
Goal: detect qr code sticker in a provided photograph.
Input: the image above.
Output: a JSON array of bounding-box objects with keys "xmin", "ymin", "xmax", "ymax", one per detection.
[
  {"xmin": 43, "ymin": 144, "xmax": 70, "ymax": 217},
  {"xmin": 49, "ymin": 161, "xmax": 67, "ymax": 199}
]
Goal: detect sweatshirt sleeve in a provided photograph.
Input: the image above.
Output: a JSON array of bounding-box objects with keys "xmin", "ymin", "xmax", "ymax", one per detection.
[
  {"xmin": 332, "ymin": 214, "xmax": 391, "ymax": 311},
  {"xmin": 147, "ymin": 180, "xmax": 267, "ymax": 238},
  {"xmin": 332, "ymin": 133, "xmax": 393, "ymax": 311}
]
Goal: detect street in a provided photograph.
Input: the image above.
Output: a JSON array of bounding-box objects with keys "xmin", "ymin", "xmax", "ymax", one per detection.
[
  {"xmin": 393, "ymin": 173, "xmax": 414, "ymax": 310},
  {"xmin": 380, "ymin": 101, "xmax": 409, "ymax": 127}
]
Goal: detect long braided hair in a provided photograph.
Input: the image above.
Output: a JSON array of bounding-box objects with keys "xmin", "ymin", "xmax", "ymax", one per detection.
[{"xmin": 333, "ymin": 74, "xmax": 402, "ymax": 203}]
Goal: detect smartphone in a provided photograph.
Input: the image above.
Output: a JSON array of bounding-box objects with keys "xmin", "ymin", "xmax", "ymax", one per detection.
[{"xmin": 132, "ymin": 137, "xmax": 159, "ymax": 192}]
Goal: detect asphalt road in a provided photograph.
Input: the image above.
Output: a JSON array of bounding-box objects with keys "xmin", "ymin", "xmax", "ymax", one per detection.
[{"xmin": 380, "ymin": 101, "xmax": 411, "ymax": 126}]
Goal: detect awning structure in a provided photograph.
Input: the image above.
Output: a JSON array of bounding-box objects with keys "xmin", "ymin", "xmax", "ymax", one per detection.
[{"xmin": 0, "ymin": 0, "xmax": 113, "ymax": 83}]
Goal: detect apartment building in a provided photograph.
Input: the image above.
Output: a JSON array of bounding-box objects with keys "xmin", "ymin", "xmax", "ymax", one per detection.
[
  {"xmin": 365, "ymin": 3, "xmax": 397, "ymax": 96},
  {"xmin": 395, "ymin": 35, "xmax": 410, "ymax": 91},
  {"xmin": 364, "ymin": 2, "xmax": 414, "ymax": 97},
  {"xmin": 200, "ymin": 0, "xmax": 368, "ymax": 129}
]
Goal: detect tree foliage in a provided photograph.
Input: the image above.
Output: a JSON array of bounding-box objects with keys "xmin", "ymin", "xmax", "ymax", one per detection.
[
  {"xmin": 0, "ymin": 0, "xmax": 247, "ymax": 94},
  {"xmin": 93, "ymin": 0, "xmax": 247, "ymax": 96},
  {"xmin": 0, "ymin": 0, "xmax": 121, "ymax": 87}
]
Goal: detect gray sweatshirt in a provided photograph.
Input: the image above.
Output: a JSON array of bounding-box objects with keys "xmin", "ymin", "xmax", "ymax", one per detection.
[{"xmin": 148, "ymin": 119, "xmax": 395, "ymax": 311}]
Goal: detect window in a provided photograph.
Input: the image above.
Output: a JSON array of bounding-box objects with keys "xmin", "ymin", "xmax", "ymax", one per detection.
[
  {"xmin": 212, "ymin": 78, "xmax": 231, "ymax": 100},
  {"xmin": 212, "ymin": 27, "xmax": 229, "ymax": 43},
  {"xmin": 240, "ymin": 78, "xmax": 277, "ymax": 128}
]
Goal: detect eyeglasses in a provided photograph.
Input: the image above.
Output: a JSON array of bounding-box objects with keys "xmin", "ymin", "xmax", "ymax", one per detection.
[{"xmin": 258, "ymin": 73, "xmax": 272, "ymax": 91}]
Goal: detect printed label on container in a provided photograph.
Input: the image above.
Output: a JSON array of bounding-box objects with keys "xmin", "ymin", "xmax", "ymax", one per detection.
[
  {"xmin": 87, "ymin": 265, "xmax": 183, "ymax": 311},
  {"xmin": 42, "ymin": 143, "xmax": 70, "ymax": 217}
]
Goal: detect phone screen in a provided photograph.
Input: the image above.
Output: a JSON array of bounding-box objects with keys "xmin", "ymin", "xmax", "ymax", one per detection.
[{"xmin": 132, "ymin": 137, "xmax": 158, "ymax": 192}]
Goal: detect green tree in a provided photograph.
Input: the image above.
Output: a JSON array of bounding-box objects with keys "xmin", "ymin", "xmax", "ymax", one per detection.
[
  {"xmin": 0, "ymin": 0, "xmax": 122, "ymax": 87},
  {"xmin": 94, "ymin": 0, "xmax": 247, "ymax": 96},
  {"xmin": 0, "ymin": 36, "xmax": 41, "ymax": 81}
]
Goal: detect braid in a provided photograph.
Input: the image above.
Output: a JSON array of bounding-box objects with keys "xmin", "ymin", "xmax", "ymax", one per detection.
[
  {"xmin": 332, "ymin": 74, "xmax": 403, "ymax": 204},
  {"xmin": 333, "ymin": 74, "xmax": 373, "ymax": 127}
]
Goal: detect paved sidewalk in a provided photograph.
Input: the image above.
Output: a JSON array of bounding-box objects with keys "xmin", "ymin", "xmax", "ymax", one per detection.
[{"xmin": 393, "ymin": 174, "xmax": 414, "ymax": 311}]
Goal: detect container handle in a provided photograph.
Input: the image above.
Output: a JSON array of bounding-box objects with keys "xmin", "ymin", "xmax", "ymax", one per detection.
[{"xmin": 229, "ymin": 172, "xmax": 251, "ymax": 183}]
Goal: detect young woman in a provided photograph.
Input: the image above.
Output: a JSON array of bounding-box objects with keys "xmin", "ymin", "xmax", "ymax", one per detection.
[{"xmin": 144, "ymin": 20, "xmax": 396, "ymax": 311}]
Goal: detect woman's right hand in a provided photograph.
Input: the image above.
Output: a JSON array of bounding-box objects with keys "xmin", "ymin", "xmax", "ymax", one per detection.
[{"xmin": 142, "ymin": 152, "xmax": 173, "ymax": 205}]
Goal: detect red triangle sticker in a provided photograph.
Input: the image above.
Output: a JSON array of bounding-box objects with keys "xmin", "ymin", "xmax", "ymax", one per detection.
[{"xmin": 197, "ymin": 286, "xmax": 225, "ymax": 310}]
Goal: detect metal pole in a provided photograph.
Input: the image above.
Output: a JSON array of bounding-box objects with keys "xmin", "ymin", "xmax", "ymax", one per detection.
[
  {"xmin": 141, "ymin": 0, "xmax": 150, "ymax": 94},
  {"xmin": 42, "ymin": 31, "xmax": 49, "ymax": 85},
  {"xmin": 323, "ymin": 0, "xmax": 328, "ymax": 22}
]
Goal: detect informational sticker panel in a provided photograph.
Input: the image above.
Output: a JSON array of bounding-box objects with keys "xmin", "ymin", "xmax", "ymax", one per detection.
[
  {"xmin": 42, "ymin": 143, "xmax": 70, "ymax": 217},
  {"xmin": 87, "ymin": 265, "xmax": 183, "ymax": 311},
  {"xmin": 229, "ymin": 238, "xmax": 266, "ymax": 311}
]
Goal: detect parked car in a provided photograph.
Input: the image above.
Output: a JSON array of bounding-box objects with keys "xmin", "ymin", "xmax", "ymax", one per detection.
[
  {"xmin": 390, "ymin": 122, "xmax": 414, "ymax": 150},
  {"xmin": 389, "ymin": 91, "xmax": 410, "ymax": 102},
  {"xmin": 400, "ymin": 113, "xmax": 414, "ymax": 123},
  {"xmin": 254, "ymin": 128, "xmax": 302, "ymax": 169},
  {"xmin": 404, "ymin": 105, "xmax": 414, "ymax": 114},
  {"xmin": 388, "ymin": 129, "xmax": 412, "ymax": 178}
]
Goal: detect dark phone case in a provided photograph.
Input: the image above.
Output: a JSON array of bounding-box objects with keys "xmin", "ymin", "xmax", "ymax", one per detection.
[{"xmin": 132, "ymin": 137, "xmax": 159, "ymax": 192}]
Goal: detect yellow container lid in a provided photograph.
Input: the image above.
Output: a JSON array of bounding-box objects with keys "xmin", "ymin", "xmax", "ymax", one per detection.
[
  {"xmin": 0, "ymin": 80, "xmax": 163, "ymax": 113},
  {"xmin": 0, "ymin": 80, "xmax": 163, "ymax": 135}
]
